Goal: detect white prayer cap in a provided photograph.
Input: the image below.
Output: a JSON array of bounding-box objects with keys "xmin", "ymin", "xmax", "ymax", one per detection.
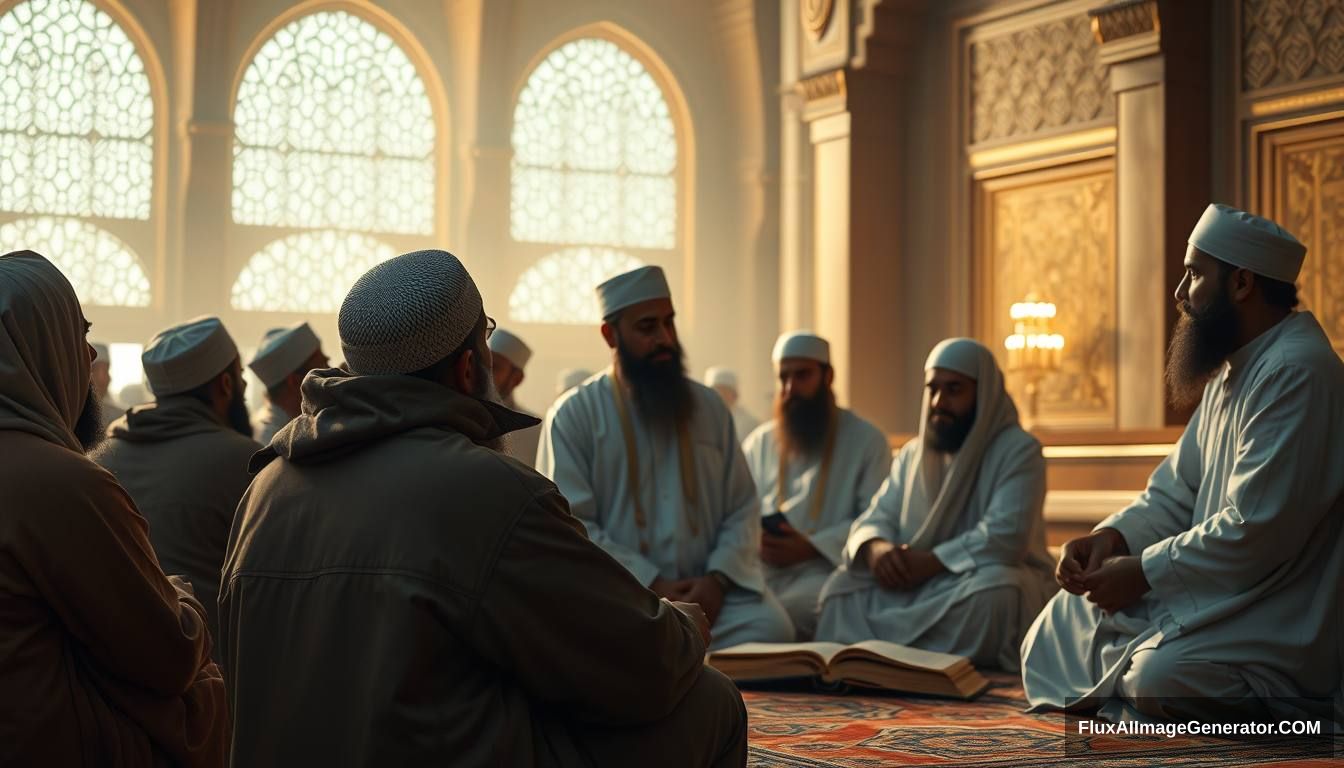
[
  {"xmin": 91, "ymin": 343, "xmax": 110, "ymax": 363},
  {"xmin": 488, "ymin": 328, "xmax": 532, "ymax": 370},
  {"xmin": 925, "ymin": 337, "xmax": 991, "ymax": 380},
  {"xmin": 248, "ymin": 322, "xmax": 322, "ymax": 388},
  {"xmin": 1188, "ymin": 203, "xmax": 1306, "ymax": 284},
  {"xmin": 772, "ymin": 331, "xmax": 830, "ymax": 364},
  {"xmin": 338, "ymin": 250, "xmax": 483, "ymax": 375},
  {"xmin": 703, "ymin": 366, "xmax": 738, "ymax": 390},
  {"xmin": 142, "ymin": 316, "xmax": 239, "ymax": 397},
  {"xmin": 557, "ymin": 367, "xmax": 592, "ymax": 394},
  {"xmin": 595, "ymin": 265, "xmax": 670, "ymax": 320}
]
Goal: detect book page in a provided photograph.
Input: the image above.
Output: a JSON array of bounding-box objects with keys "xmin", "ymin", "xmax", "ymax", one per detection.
[
  {"xmin": 837, "ymin": 640, "xmax": 968, "ymax": 672},
  {"xmin": 710, "ymin": 642, "xmax": 847, "ymax": 665}
]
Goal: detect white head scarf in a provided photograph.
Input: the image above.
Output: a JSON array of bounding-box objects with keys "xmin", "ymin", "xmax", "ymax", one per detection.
[
  {"xmin": 0, "ymin": 250, "xmax": 89, "ymax": 452},
  {"xmin": 902, "ymin": 338, "xmax": 1021, "ymax": 551}
]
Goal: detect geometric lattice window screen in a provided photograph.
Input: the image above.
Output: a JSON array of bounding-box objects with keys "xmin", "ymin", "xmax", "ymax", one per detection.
[
  {"xmin": 232, "ymin": 10, "xmax": 434, "ymax": 235},
  {"xmin": 511, "ymin": 38, "xmax": 676, "ymax": 249},
  {"xmin": 231, "ymin": 230, "xmax": 397, "ymax": 313},
  {"xmin": 0, "ymin": 216, "xmax": 151, "ymax": 306},
  {"xmin": 508, "ymin": 247, "xmax": 646, "ymax": 324},
  {"xmin": 0, "ymin": 0, "xmax": 154, "ymax": 220}
]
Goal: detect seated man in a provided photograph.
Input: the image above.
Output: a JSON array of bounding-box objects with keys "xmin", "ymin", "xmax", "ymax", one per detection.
[
  {"xmin": 816, "ymin": 338, "xmax": 1054, "ymax": 670},
  {"xmin": 222, "ymin": 250, "xmax": 747, "ymax": 767},
  {"xmin": 538, "ymin": 265, "xmax": 794, "ymax": 649},
  {"xmin": 0, "ymin": 250, "xmax": 226, "ymax": 766},
  {"xmin": 743, "ymin": 332, "xmax": 891, "ymax": 639},
  {"xmin": 489, "ymin": 326, "xmax": 542, "ymax": 467},
  {"xmin": 1021, "ymin": 205, "xmax": 1344, "ymax": 725}
]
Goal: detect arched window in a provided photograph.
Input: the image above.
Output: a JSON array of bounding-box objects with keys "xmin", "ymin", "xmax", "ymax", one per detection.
[
  {"xmin": 231, "ymin": 9, "xmax": 436, "ymax": 312},
  {"xmin": 0, "ymin": 0, "xmax": 156, "ymax": 305},
  {"xmin": 509, "ymin": 36, "xmax": 680, "ymax": 324}
]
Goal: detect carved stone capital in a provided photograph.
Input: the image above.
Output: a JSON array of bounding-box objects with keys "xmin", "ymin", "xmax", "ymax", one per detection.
[
  {"xmin": 797, "ymin": 69, "xmax": 848, "ymax": 121},
  {"xmin": 1089, "ymin": 0, "xmax": 1161, "ymax": 65}
]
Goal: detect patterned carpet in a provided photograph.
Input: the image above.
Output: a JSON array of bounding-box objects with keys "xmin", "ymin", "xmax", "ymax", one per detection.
[{"xmin": 743, "ymin": 674, "xmax": 1342, "ymax": 767}]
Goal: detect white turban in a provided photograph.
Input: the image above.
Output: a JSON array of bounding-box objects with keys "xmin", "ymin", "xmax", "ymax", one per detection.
[
  {"xmin": 248, "ymin": 322, "xmax": 322, "ymax": 389},
  {"xmin": 1188, "ymin": 203, "xmax": 1306, "ymax": 284},
  {"xmin": 703, "ymin": 366, "xmax": 738, "ymax": 390},
  {"xmin": 338, "ymin": 250, "xmax": 483, "ymax": 375},
  {"xmin": 772, "ymin": 331, "xmax": 830, "ymax": 364},
  {"xmin": 142, "ymin": 316, "xmax": 239, "ymax": 397},
  {"xmin": 595, "ymin": 265, "xmax": 670, "ymax": 320},
  {"xmin": 488, "ymin": 328, "xmax": 532, "ymax": 370}
]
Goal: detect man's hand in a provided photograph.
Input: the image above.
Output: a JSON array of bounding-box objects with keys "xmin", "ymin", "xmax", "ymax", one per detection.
[
  {"xmin": 682, "ymin": 575, "xmax": 727, "ymax": 626},
  {"xmin": 899, "ymin": 546, "xmax": 946, "ymax": 589},
  {"xmin": 760, "ymin": 521, "xmax": 821, "ymax": 567},
  {"xmin": 668, "ymin": 600, "xmax": 712, "ymax": 647},
  {"xmin": 1081, "ymin": 555, "xmax": 1150, "ymax": 614},
  {"xmin": 650, "ymin": 577, "xmax": 695, "ymax": 601},
  {"xmin": 1056, "ymin": 528, "xmax": 1129, "ymax": 594}
]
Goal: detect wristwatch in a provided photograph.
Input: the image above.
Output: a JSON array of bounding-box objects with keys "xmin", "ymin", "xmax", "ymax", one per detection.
[{"xmin": 709, "ymin": 570, "xmax": 732, "ymax": 591}]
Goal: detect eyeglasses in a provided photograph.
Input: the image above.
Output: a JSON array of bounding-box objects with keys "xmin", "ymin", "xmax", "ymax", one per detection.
[{"xmin": 485, "ymin": 315, "xmax": 496, "ymax": 339}]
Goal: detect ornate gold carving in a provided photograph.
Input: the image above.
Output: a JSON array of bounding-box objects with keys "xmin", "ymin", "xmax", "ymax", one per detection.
[
  {"xmin": 1243, "ymin": 0, "xmax": 1344, "ymax": 92},
  {"xmin": 1088, "ymin": 0, "xmax": 1160, "ymax": 44},
  {"xmin": 1266, "ymin": 128, "xmax": 1344, "ymax": 354},
  {"xmin": 801, "ymin": 0, "xmax": 835, "ymax": 40},
  {"xmin": 798, "ymin": 69, "xmax": 847, "ymax": 103},
  {"xmin": 970, "ymin": 15, "xmax": 1114, "ymax": 144},
  {"xmin": 978, "ymin": 162, "xmax": 1117, "ymax": 429},
  {"xmin": 1250, "ymin": 85, "xmax": 1344, "ymax": 115}
]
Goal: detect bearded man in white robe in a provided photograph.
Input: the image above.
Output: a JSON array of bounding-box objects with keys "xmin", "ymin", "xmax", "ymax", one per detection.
[
  {"xmin": 816, "ymin": 338, "xmax": 1054, "ymax": 670},
  {"xmin": 1021, "ymin": 204, "xmax": 1344, "ymax": 727},
  {"xmin": 538, "ymin": 265, "xmax": 794, "ymax": 649},
  {"xmin": 489, "ymin": 327, "xmax": 542, "ymax": 467},
  {"xmin": 743, "ymin": 332, "xmax": 890, "ymax": 639}
]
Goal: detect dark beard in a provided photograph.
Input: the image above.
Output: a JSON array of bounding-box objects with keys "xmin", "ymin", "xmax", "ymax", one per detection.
[
  {"xmin": 227, "ymin": 386, "xmax": 253, "ymax": 438},
  {"xmin": 774, "ymin": 387, "xmax": 833, "ymax": 457},
  {"xmin": 1164, "ymin": 289, "xmax": 1239, "ymax": 410},
  {"xmin": 926, "ymin": 404, "xmax": 976, "ymax": 453},
  {"xmin": 75, "ymin": 386, "xmax": 104, "ymax": 452},
  {"xmin": 616, "ymin": 338, "xmax": 694, "ymax": 433}
]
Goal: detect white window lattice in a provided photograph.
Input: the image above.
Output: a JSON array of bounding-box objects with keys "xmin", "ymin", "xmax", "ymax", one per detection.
[
  {"xmin": 511, "ymin": 38, "xmax": 676, "ymax": 249},
  {"xmin": 232, "ymin": 10, "xmax": 435, "ymax": 235},
  {"xmin": 0, "ymin": 216, "xmax": 151, "ymax": 306},
  {"xmin": 508, "ymin": 247, "xmax": 647, "ymax": 325},
  {"xmin": 231, "ymin": 230, "xmax": 397, "ymax": 313},
  {"xmin": 0, "ymin": 0, "xmax": 153, "ymax": 220}
]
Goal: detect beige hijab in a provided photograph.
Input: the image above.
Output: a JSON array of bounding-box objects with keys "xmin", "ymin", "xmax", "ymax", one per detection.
[
  {"xmin": 902, "ymin": 338, "xmax": 1021, "ymax": 551},
  {"xmin": 0, "ymin": 250, "xmax": 88, "ymax": 453}
]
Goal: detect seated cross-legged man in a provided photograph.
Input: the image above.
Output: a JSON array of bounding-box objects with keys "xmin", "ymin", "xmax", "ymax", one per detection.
[
  {"xmin": 816, "ymin": 338, "xmax": 1055, "ymax": 671},
  {"xmin": 743, "ymin": 331, "xmax": 891, "ymax": 639},
  {"xmin": 1021, "ymin": 205, "xmax": 1344, "ymax": 726},
  {"xmin": 538, "ymin": 265, "xmax": 795, "ymax": 649},
  {"xmin": 221, "ymin": 250, "xmax": 747, "ymax": 767}
]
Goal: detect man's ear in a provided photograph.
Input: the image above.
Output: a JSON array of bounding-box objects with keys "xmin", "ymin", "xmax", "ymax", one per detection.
[
  {"xmin": 1230, "ymin": 268, "xmax": 1256, "ymax": 303},
  {"xmin": 452, "ymin": 348, "xmax": 476, "ymax": 393},
  {"xmin": 216, "ymin": 369, "xmax": 235, "ymax": 402},
  {"xmin": 514, "ymin": 369, "xmax": 525, "ymax": 389},
  {"xmin": 600, "ymin": 321, "xmax": 617, "ymax": 350},
  {"xmin": 824, "ymin": 366, "xmax": 835, "ymax": 387}
]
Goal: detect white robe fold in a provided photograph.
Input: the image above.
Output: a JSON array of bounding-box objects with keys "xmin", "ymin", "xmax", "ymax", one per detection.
[
  {"xmin": 817, "ymin": 426, "xmax": 1054, "ymax": 670},
  {"xmin": 538, "ymin": 370, "xmax": 793, "ymax": 648},
  {"xmin": 1021, "ymin": 311, "xmax": 1344, "ymax": 725},
  {"xmin": 502, "ymin": 395, "xmax": 541, "ymax": 468},
  {"xmin": 251, "ymin": 401, "xmax": 290, "ymax": 446},
  {"xmin": 743, "ymin": 408, "xmax": 891, "ymax": 637},
  {"xmin": 729, "ymin": 404, "xmax": 759, "ymax": 447}
]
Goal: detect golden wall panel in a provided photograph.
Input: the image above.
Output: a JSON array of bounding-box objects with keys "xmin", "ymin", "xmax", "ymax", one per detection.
[
  {"xmin": 1255, "ymin": 112, "xmax": 1344, "ymax": 354},
  {"xmin": 1242, "ymin": 0, "xmax": 1344, "ymax": 93},
  {"xmin": 976, "ymin": 159, "xmax": 1118, "ymax": 429}
]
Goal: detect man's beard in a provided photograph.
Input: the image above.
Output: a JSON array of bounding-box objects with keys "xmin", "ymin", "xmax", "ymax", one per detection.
[
  {"xmin": 774, "ymin": 387, "xmax": 833, "ymax": 457},
  {"xmin": 227, "ymin": 385, "xmax": 253, "ymax": 438},
  {"xmin": 1165, "ymin": 289, "xmax": 1240, "ymax": 410},
  {"xmin": 616, "ymin": 337, "xmax": 694, "ymax": 433},
  {"xmin": 926, "ymin": 404, "xmax": 976, "ymax": 453},
  {"xmin": 75, "ymin": 386, "xmax": 103, "ymax": 452}
]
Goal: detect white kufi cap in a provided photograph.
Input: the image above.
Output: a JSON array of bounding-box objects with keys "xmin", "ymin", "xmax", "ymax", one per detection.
[
  {"xmin": 1188, "ymin": 203, "xmax": 1306, "ymax": 284},
  {"xmin": 248, "ymin": 322, "xmax": 322, "ymax": 388},
  {"xmin": 142, "ymin": 316, "xmax": 239, "ymax": 396},
  {"xmin": 703, "ymin": 366, "xmax": 738, "ymax": 389},
  {"xmin": 772, "ymin": 331, "xmax": 830, "ymax": 364},
  {"xmin": 595, "ymin": 265, "xmax": 671, "ymax": 320},
  {"xmin": 488, "ymin": 328, "xmax": 532, "ymax": 370}
]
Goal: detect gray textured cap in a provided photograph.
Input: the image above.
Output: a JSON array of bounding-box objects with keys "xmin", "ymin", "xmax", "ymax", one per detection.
[
  {"xmin": 142, "ymin": 316, "xmax": 239, "ymax": 396},
  {"xmin": 338, "ymin": 249, "xmax": 484, "ymax": 375}
]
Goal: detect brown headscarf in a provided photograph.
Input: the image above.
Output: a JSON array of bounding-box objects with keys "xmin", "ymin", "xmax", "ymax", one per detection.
[{"xmin": 0, "ymin": 250, "xmax": 89, "ymax": 452}]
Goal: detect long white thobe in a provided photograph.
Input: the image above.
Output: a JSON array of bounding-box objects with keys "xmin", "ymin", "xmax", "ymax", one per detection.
[
  {"xmin": 1021, "ymin": 312, "xmax": 1344, "ymax": 725},
  {"xmin": 742, "ymin": 408, "xmax": 891, "ymax": 638},
  {"xmin": 816, "ymin": 426, "xmax": 1054, "ymax": 670},
  {"xmin": 538, "ymin": 370, "xmax": 793, "ymax": 648},
  {"xmin": 730, "ymin": 404, "xmax": 759, "ymax": 447},
  {"xmin": 251, "ymin": 401, "xmax": 291, "ymax": 446},
  {"xmin": 502, "ymin": 395, "xmax": 541, "ymax": 468}
]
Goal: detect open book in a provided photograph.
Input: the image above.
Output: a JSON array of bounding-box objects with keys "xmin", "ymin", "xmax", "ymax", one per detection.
[{"xmin": 708, "ymin": 640, "xmax": 990, "ymax": 699}]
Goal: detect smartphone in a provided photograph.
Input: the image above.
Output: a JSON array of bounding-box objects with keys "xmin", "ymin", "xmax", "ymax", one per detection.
[{"xmin": 761, "ymin": 512, "xmax": 789, "ymax": 536}]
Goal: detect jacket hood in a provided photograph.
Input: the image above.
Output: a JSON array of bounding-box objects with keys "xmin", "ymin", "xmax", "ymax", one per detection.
[{"xmin": 107, "ymin": 396, "xmax": 236, "ymax": 443}]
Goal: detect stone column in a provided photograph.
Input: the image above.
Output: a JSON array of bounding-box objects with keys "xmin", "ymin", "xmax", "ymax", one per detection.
[{"xmin": 1091, "ymin": 0, "xmax": 1211, "ymax": 427}]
